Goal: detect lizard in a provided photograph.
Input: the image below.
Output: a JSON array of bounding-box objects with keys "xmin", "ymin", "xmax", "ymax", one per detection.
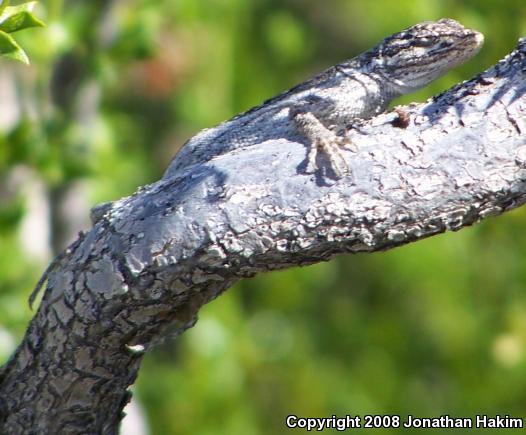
[
  {"xmin": 88, "ymin": 19, "xmax": 483, "ymax": 226},
  {"xmin": 162, "ymin": 18, "xmax": 484, "ymax": 179}
]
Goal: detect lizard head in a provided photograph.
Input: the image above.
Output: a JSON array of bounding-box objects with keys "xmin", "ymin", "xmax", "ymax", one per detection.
[{"xmin": 367, "ymin": 18, "xmax": 484, "ymax": 92}]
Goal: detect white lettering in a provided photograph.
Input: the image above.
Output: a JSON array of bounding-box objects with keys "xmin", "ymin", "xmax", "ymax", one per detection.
[
  {"xmin": 404, "ymin": 415, "xmax": 472, "ymax": 428},
  {"xmin": 477, "ymin": 415, "xmax": 524, "ymax": 429},
  {"xmin": 286, "ymin": 415, "xmax": 298, "ymax": 428},
  {"xmin": 285, "ymin": 415, "xmax": 362, "ymax": 430}
]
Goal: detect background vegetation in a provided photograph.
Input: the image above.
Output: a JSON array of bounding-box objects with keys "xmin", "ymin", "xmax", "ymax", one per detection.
[{"xmin": 1, "ymin": 1, "xmax": 525, "ymax": 434}]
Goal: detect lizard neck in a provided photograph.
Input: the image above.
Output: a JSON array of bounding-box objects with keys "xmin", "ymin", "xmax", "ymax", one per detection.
[
  {"xmin": 373, "ymin": 71, "xmax": 417, "ymax": 97},
  {"xmin": 339, "ymin": 58, "xmax": 407, "ymax": 100},
  {"xmin": 341, "ymin": 52, "xmax": 437, "ymax": 98}
]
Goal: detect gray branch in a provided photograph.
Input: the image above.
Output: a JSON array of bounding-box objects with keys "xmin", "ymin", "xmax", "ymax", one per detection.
[{"xmin": 1, "ymin": 39, "xmax": 526, "ymax": 434}]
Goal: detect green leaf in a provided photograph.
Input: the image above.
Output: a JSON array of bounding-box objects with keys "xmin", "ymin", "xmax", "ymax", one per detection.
[
  {"xmin": 0, "ymin": 2, "xmax": 44, "ymax": 33},
  {"xmin": 0, "ymin": 0, "xmax": 10, "ymax": 17},
  {"xmin": 0, "ymin": 1, "xmax": 36, "ymax": 20},
  {"xmin": 0, "ymin": 10, "xmax": 44, "ymax": 33},
  {"xmin": 0, "ymin": 29, "xmax": 28, "ymax": 64}
]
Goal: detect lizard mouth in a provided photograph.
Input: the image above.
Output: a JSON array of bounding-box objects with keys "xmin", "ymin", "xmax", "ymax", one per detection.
[
  {"xmin": 447, "ymin": 29, "xmax": 484, "ymax": 68},
  {"xmin": 461, "ymin": 27, "xmax": 484, "ymax": 54}
]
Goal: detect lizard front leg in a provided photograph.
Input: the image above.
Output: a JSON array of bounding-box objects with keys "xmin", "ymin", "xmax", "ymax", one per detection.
[{"xmin": 289, "ymin": 100, "xmax": 355, "ymax": 178}]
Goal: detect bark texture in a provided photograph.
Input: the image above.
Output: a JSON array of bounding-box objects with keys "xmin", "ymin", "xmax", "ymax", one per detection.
[{"xmin": 1, "ymin": 39, "xmax": 526, "ymax": 434}]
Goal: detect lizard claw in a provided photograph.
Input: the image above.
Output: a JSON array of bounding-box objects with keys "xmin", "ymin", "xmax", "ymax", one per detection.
[
  {"xmin": 306, "ymin": 138, "xmax": 351, "ymax": 178},
  {"xmin": 292, "ymin": 109, "xmax": 353, "ymax": 179}
]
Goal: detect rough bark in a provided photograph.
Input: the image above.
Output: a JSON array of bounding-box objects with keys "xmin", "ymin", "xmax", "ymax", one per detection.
[{"xmin": 1, "ymin": 39, "xmax": 525, "ymax": 434}]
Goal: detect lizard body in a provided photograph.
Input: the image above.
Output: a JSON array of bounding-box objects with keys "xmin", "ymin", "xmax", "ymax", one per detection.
[{"xmin": 163, "ymin": 19, "xmax": 483, "ymax": 179}]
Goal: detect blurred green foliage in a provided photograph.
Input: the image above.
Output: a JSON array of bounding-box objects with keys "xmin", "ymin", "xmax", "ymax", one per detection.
[{"xmin": 1, "ymin": 1, "xmax": 525, "ymax": 434}]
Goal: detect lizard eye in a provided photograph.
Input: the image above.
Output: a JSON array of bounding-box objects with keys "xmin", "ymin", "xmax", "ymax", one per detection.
[
  {"xmin": 438, "ymin": 41, "xmax": 452, "ymax": 48},
  {"xmin": 415, "ymin": 37, "xmax": 435, "ymax": 47}
]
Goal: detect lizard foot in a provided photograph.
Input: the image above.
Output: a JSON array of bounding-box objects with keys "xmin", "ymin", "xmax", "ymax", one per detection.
[{"xmin": 292, "ymin": 110, "xmax": 352, "ymax": 178}]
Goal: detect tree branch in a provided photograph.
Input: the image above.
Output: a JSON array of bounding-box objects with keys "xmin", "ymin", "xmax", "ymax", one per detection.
[{"xmin": 1, "ymin": 38, "xmax": 526, "ymax": 434}]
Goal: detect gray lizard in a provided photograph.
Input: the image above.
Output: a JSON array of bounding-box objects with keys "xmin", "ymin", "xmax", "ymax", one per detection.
[{"xmin": 163, "ymin": 18, "xmax": 483, "ymax": 179}]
